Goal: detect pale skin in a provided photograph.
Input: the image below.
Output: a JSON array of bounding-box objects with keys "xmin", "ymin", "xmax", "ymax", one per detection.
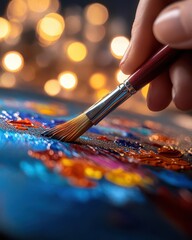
[{"xmin": 120, "ymin": 0, "xmax": 192, "ymax": 111}]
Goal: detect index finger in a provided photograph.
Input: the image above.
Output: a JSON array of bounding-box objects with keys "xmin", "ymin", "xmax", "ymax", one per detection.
[{"xmin": 120, "ymin": 0, "xmax": 175, "ymax": 74}]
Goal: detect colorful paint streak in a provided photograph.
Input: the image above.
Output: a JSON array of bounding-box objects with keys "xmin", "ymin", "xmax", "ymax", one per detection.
[{"xmin": 28, "ymin": 149, "xmax": 153, "ymax": 188}]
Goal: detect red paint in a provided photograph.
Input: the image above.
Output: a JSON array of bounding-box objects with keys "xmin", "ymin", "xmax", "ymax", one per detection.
[
  {"xmin": 7, "ymin": 118, "xmax": 43, "ymax": 130},
  {"xmin": 158, "ymin": 146, "xmax": 183, "ymax": 158},
  {"xmin": 149, "ymin": 134, "xmax": 176, "ymax": 145},
  {"xmin": 96, "ymin": 136, "xmax": 111, "ymax": 141},
  {"xmin": 119, "ymin": 149, "xmax": 192, "ymax": 171}
]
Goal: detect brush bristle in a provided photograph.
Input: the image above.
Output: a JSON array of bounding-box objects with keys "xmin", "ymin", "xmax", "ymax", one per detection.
[{"xmin": 42, "ymin": 113, "xmax": 92, "ymax": 142}]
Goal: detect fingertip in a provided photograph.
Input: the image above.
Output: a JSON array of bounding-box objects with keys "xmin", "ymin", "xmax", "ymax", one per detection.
[
  {"xmin": 153, "ymin": 1, "xmax": 192, "ymax": 48},
  {"xmin": 173, "ymin": 98, "xmax": 192, "ymax": 111},
  {"xmin": 170, "ymin": 54, "xmax": 192, "ymax": 111}
]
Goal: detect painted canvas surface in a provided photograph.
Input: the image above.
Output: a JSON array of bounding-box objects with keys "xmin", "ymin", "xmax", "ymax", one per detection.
[{"xmin": 0, "ymin": 89, "xmax": 191, "ymax": 240}]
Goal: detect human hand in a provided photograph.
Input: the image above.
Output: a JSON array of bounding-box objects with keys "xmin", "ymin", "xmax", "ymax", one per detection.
[{"xmin": 120, "ymin": 0, "xmax": 192, "ymax": 111}]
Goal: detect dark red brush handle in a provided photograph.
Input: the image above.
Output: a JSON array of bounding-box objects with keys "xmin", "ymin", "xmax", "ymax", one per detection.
[{"xmin": 128, "ymin": 45, "xmax": 182, "ymax": 90}]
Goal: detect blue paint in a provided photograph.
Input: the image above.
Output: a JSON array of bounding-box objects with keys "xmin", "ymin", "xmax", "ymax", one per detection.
[
  {"xmin": 79, "ymin": 135, "xmax": 92, "ymax": 141},
  {"xmin": 130, "ymin": 127, "xmax": 152, "ymax": 136},
  {"xmin": 89, "ymin": 127, "xmax": 103, "ymax": 134},
  {"xmin": 20, "ymin": 162, "xmax": 36, "ymax": 177},
  {"xmin": 102, "ymin": 182, "xmax": 145, "ymax": 205},
  {"xmin": 153, "ymin": 170, "xmax": 192, "ymax": 189},
  {"xmin": 125, "ymin": 132, "xmax": 140, "ymax": 140},
  {"xmin": 114, "ymin": 138, "xmax": 142, "ymax": 150}
]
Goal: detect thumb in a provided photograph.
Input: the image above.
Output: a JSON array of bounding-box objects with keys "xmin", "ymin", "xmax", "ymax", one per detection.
[{"xmin": 153, "ymin": 0, "xmax": 192, "ymax": 48}]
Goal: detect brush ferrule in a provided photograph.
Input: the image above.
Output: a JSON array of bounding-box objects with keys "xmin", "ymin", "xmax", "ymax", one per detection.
[{"xmin": 85, "ymin": 80, "xmax": 136, "ymax": 125}]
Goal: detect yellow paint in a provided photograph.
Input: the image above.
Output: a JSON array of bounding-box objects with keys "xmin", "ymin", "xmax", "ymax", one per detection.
[
  {"xmin": 105, "ymin": 168, "xmax": 143, "ymax": 187},
  {"xmin": 61, "ymin": 158, "xmax": 73, "ymax": 166},
  {"xmin": 85, "ymin": 167, "xmax": 103, "ymax": 179}
]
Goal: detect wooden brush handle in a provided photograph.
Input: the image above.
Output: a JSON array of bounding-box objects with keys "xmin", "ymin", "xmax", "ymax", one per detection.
[{"xmin": 128, "ymin": 45, "xmax": 182, "ymax": 91}]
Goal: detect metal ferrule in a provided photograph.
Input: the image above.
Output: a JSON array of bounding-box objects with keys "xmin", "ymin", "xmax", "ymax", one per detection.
[{"xmin": 85, "ymin": 79, "xmax": 136, "ymax": 125}]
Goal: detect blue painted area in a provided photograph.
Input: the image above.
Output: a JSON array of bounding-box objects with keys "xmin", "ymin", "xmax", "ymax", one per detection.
[
  {"xmin": 130, "ymin": 127, "xmax": 152, "ymax": 136},
  {"xmin": 153, "ymin": 170, "xmax": 192, "ymax": 189},
  {"xmin": 125, "ymin": 132, "xmax": 140, "ymax": 140},
  {"xmin": 89, "ymin": 126, "xmax": 102, "ymax": 134},
  {"xmin": 101, "ymin": 182, "xmax": 145, "ymax": 205},
  {"xmin": 79, "ymin": 135, "xmax": 92, "ymax": 141},
  {"xmin": 114, "ymin": 138, "xmax": 142, "ymax": 150}
]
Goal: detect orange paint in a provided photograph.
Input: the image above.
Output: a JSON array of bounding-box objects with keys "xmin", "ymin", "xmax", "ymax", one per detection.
[{"xmin": 7, "ymin": 118, "xmax": 43, "ymax": 130}]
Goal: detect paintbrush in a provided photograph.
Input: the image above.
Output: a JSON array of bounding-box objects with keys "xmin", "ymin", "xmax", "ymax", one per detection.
[{"xmin": 42, "ymin": 45, "xmax": 182, "ymax": 142}]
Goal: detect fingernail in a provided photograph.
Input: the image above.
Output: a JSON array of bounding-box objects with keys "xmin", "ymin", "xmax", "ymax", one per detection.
[
  {"xmin": 154, "ymin": 8, "xmax": 189, "ymax": 44},
  {"xmin": 120, "ymin": 42, "xmax": 131, "ymax": 66}
]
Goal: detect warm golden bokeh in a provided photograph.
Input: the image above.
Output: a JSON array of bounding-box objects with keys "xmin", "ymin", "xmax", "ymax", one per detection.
[
  {"xmin": 95, "ymin": 88, "xmax": 110, "ymax": 100},
  {"xmin": 84, "ymin": 24, "xmax": 106, "ymax": 43},
  {"xmin": 89, "ymin": 73, "xmax": 107, "ymax": 90},
  {"xmin": 2, "ymin": 51, "xmax": 24, "ymax": 72},
  {"xmin": 44, "ymin": 79, "xmax": 61, "ymax": 96},
  {"xmin": 49, "ymin": 0, "xmax": 60, "ymax": 12},
  {"xmin": 0, "ymin": 18, "xmax": 11, "ymax": 41},
  {"xmin": 65, "ymin": 15, "xmax": 82, "ymax": 34},
  {"xmin": 37, "ymin": 13, "xmax": 65, "ymax": 44},
  {"xmin": 85, "ymin": 3, "xmax": 109, "ymax": 25},
  {"xmin": 9, "ymin": 21, "xmax": 23, "ymax": 39},
  {"xmin": 58, "ymin": 71, "xmax": 78, "ymax": 90},
  {"xmin": 0, "ymin": 72, "xmax": 16, "ymax": 88},
  {"xmin": 110, "ymin": 36, "xmax": 129, "ymax": 59},
  {"xmin": 7, "ymin": 0, "xmax": 28, "ymax": 22},
  {"xmin": 22, "ymin": 65, "xmax": 36, "ymax": 82},
  {"xmin": 67, "ymin": 42, "xmax": 87, "ymax": 62},
  {"xmin": 116, "ymin": 70, "xmax": 129, "ymax": 84},
  {"xmin": 27, "ymin": 0, "xmax": 51, "ymax": 13}
]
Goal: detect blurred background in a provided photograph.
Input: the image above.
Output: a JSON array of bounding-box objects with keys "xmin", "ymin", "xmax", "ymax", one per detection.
[{"xmin": 0, "ymin": 0, "xmax": 191, "ymax": 131}]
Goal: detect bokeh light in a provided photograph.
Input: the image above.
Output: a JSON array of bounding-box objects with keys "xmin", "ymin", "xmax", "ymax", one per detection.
[
  {"xmin": 110, "ymin": 36, "xmax": 129, "ymax": 59},
  {"xmin": 0, "ymin": 18, "xmax": 11, "ymax": 41},
  {"xmin": 96, "ymin": 88, "xmax": 110, "ymax": 100},
  {"xmin": 2, "ymin": 51, "xmax": 24, "ymax": 72},
  {"xmin": 85, "ymin": 3, "xmax": 109, "ymax": 25},
  {"xmin": 8, "ymin": 21, "xmax": 23, "ymax": 39},
  {"xmin": 89, "ymin": 73, "xmax": 107, "ymax": 90},
  {"xmin": 22, "ymin": 65, "xmax": 36, "ymax": 82},
  {"xmin": 0, "ymin": 72, "xmax": 16, "ymax": 88},
  {"xmin": 141, "ymin": 84, "xmax": 150, "ymax": 99},
  {"xmin": 7, "ymin": 0, "xmax": 28, "ymax": 22},
  {"xmin": 5, "ymin": 21, "xmax": 23, "ymax": 45},
  {"xmin": 58, "ymin": 71, "xmax": 78, "ymax": 90},
  {"xmin": 116, "ymin": 70, "xmax": 129, "ymax": 83},
  {"xmin": 37, "ymin": 13, "xmax": 65, "ymax": 44},
  {"xmin": 44, "ymin": 79, "xmax": 61, "ymax": 96},
  {"xmin": 27, "ymin": 0, "xmax": 51, "ymax": 13},
  {"xmin": 65, "ymin": 15, "xmax": 82, "ymax": 34},
  {"xmin": 84, "ymin": 25, "xmax": 105, "ymax": 43},
  {"xmin": 49, "ymin": 0, "xmax": 60, "ymax": 12},
  {"xmin": 67, "ymin": 42, "xmax": 87, "ymax": 62},
  {"xmin": 0, "ymin": 0, "xmax": 149, "ymax": 110}
]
